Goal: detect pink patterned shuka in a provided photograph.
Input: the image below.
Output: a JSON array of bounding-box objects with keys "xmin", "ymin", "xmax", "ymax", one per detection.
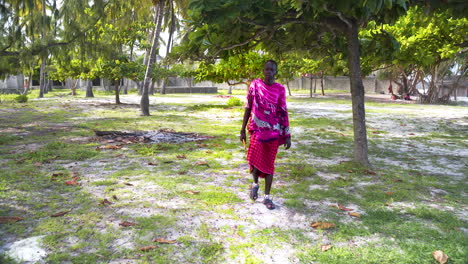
[{"xmin": 245, "ymin": 78, "xmax": 290, "ymax": 145}]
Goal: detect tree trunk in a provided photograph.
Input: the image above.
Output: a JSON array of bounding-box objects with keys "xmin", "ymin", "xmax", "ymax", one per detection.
[
  {"xmin": 39, "ymin": 59, "xmax": 46, "ymax": 98},
  {"xmin": 160, "ymin": 78, "xmax": 166, "ymax": 94},
  {"xmin": 47, "ymin": 78, "xmax": 52, "ymax": 92},
  {"xmin": 228, "ymin": 86, "xmax": 232, "ymax": 94},
  {"xmin": 345, "ymin": 20, "xmax": 370, "ymax": 166},
  {"xmin": 86, "ymin": 79, "xmax": 94, "ymax": 97},
  {"xmin": 123, "ymin": 79, "xmax": 128, "ymax": 95},
  {"xmin": 286, "ymin": 81, "xmax": 292, "ymax": 96},
  {"xmin": 320, "ymin": 72, "xmax": 325, "ymax": 96},
  {"xmin": 309, "ymin": 76, "xmax": 313, "ymax": 98},
  {"xmin": 115, "ymin": 79, "xmax": 121, "ymax": 104},
  {"xmin": 141, "ymin": 0, "xmax": 165, "ymax": 116},
  {"xmin": 150, "ymin": 80, "xmax": 155, "ymax": 95}
]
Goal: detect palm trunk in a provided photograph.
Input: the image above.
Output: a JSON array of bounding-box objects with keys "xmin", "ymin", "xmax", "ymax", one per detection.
[
  {"xmin": 141, "ymin": 0, "xmax": 165, "ymax": 116},
  {"xmin": 346, "ymin": 20, "xmax": 370, "ymax": 166}
]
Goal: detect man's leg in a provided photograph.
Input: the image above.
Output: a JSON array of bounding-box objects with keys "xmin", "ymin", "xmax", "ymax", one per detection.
[
  {"xmin": 263, "ymin": 174, "xmax": 275, "ymax": 209},
  {"xmin": 264, "ymin": 174, "xmax": 273, "ymax": 195},
  {"xmin": 250, "ymin": 167, "xmax": 260, "ymax": 200}
]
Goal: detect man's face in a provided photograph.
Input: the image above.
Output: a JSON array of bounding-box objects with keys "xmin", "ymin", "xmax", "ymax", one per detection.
[{"xmin": 263, "ymin": 62, "xmax": 277, "ymax": 80}]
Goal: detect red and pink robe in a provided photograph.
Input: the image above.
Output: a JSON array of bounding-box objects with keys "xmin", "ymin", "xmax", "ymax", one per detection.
[{"xmin": 245, "ymin": 78, "xmax": 290, "ymax": 177}]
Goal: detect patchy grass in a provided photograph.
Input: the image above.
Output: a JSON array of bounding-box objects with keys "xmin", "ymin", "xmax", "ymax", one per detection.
[{"xmin": 0, "ymin": 93, "xmax": 466, "ymax": 263}]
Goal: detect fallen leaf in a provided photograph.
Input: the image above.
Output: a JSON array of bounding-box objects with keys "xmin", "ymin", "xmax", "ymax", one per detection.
[
  {"xmin": 321, "ymin": 244, "xmax": 332, "ymax": 252},
  {"xmin": 184, "ymin": 190, "xmax": 200, "ymax": 195},
  {"xmin": 364, "ymin": 169, "xmax": 377, "ymax": 175},
  {"xmin": 205, "ymin": 150, "xmax": 213, "ymax": 154},
  {"xmin": 385, "ymin": 192, "xmax": 394, "ymax": 196},
  {"xmin": 148, "ymin": 162, "xmax": 158, "ymax": 166},
  {"xmin": 100, "ymin": 199, "xmax": 113, "ymax": 205},
  {"xmin": 385, "ymin": 203, "xmax": 392, "ymax": 207},
  {"xmin": 97, "ymin": 145, "xmax": 122, "ymax": 150},
  {"xmin": 347, "ymin": 170, "xmax": 353, "ymax": 173},
  {"xmin": 338, "ymin": 204, "xmax": 354, "ymax": 211},
  {"xmin": 432, "ymin": 250, "xmax": 448, "ymax": 264},
  {"xmin": 176, "ymin": 155, "xmax": 187, "ymax": 159},
  {"xmin": 152, "ymin": 238, "xmax": 177, "ymax": 244},
  {"xmin": 311, "ymin": 222, "xmax": 336, "ymax": 229},
  {"xmin": 65, "ymin": 180, "xmax": 78, "ymax": 185},
  {"xmin": 52, "ymin": 172, "xmax": 64, "ymax": 177},
  {"xmin": 348, "ymin": 212, "xmax": 361, "ymax": 218},
  {"xmin": 195, "ymin": 161, "xmax": 210, "ymax": 167},
  {"xmin": 112, "ymin": 195, "xmax": 118, "ymax": 200},
  {"xmin": 178, "ymin": 171, "xmax": 187, "ymax": 175},
  {"xmin": 139, "ymin": 245, "xmax": 157, "ymax": 251},
  {"xmin": 119, "ymin": 221, "xmax": 138, "ymax": 227},
  {"xmin": 196, "ymin": 143, "xmax": 208, "ymax": 147},
  {"xmin": 0, "ymin": 216, "xmax": 23, "ymax": 224},
  {"xmin": 372, "ymin": 131, "xmax": 380, "ymax": 134},
  {"xmin": 34, "ymin": 162, "xmax": 42, "ymax": 166},
  {"xmin": 123, "ymin": 182, "xmax": 134, "ymax": 186},
  {"xmin": 51, "ymin": 210, "xmax": 71, "ymax": 217}
]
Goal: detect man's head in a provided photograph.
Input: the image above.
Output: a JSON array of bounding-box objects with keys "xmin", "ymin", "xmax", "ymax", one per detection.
[{"xmin": 263, "ymin": 60, "xmax": 278, "ymax": 84}]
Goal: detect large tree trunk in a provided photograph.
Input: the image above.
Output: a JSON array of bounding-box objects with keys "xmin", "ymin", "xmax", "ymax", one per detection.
[
  {"xmin": 345, "ymin": 20, "xmax": 370, "ymax": 166},
  {"xmin": 39, "ymin": 59, "xmax": 46, "ymax": 98},
  {"xmin": 86, "ymin": 79, "xmax": 94, "ymax": 97},
  {"xmin": 141, "ymin": 0, "xmax": 165, "ymax": 116}
]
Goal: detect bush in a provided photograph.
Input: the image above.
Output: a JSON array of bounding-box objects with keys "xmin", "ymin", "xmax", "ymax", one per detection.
[
  {"xmin": 226, "ymin": 97, "xmax": 243, "ymax": 107},
  {"xmin": 14, "ymin": 94, "xmax": 28, "ymax": 103}
]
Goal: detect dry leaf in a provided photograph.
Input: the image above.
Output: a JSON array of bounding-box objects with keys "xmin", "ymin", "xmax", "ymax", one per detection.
[
  {"xmin": 52, "ymin": 172, "xmax": 64, "ymax": 177},
  {"xmin": 321, "ymin": 244, "xmax": 332, "ymax": 252},
  {"xmin": 100, "ymin": 199, "xmax": 113, "ymax": 205},
  {"xmin": 139, "ymin": 245, "xmax": 157, "ymax": 251},
  {"xmin": 123, "ymin": 182, "xmax": 134, "ymax": 186},
  {"xmin": 119, "ymin": 221, "xmax": 138, "ymax": 227},
  {"xmin": 385, "ymin": 192, "xmax": 394, "ymax": 196},
  {"xmin": 0, "ymin": 216, "xmax": 23, "ymax": 224},
  {"xmin": 195, "ymin": 161, "xmax": 210, "ymax": 167},
  {"xmin": 34, "ymin": 162, "xmax": 42, "ymax": 166},
  {"xmin": 338, "ymin": 204, "xmax": 354, "ymax": 211},
  {"xmin": 205, "ymin": 150, "xmax": 213, "ymax": 154},
  {"xmin": 385, "ymin": 203, "xmax": 392, "ymax": 207},
  {"xmin": 311, "ymin": 222, "xmax": 336, "ymax": 229},
  {"xmin": 348, "ymin": 212, "xmax": 361, "ymax": 218},
  {"xmin": 364, "ymin": 169, "xmax": 377, "ymax": 175},
  {"xmin": 176, "ymin": 155, "xmax": 187, "ymax": 159},
  {"xmin": 184, "ymin": 190, "xmax": 200, "ymax": 195},
  {"xmin": 372, "ymin": 131, "xmax": 380, "ymax": 134},
  {"xmin": 347, "ymin": 170, "xmax": 353, "ymax": 173},
  {"xmin": 432, "ymin": 250, "xmax": 448, "ymax": 264},
  {"xmin": 65, "ymin": 181, "xmax": 78, "ymax": 185},
  {"xmin": 51, "ymin": 211, "xmax": 71, "ymax": 217},
  {"xmin": 97, "ymin": 145, "xmax": 122, "ymax": 150},
  {"xmin": 148, "ymin": 162, "xmax": 158, "ymax": 166},
  {"xmin": 112, "ymin": 195, "xmax": 118, "ymax": 200},
  {"xmin": 152, "ymin": 238, "xmax": 177, "ymax": 244}
]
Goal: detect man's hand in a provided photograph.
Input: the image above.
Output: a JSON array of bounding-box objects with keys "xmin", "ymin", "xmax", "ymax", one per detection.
[
  {"xmin": 284, "ymin": 137, "xmax": 291, "ymax": 150},
  {"xmin": 240, "ymin": 130, "xmax": 247, "ymax": 143}
]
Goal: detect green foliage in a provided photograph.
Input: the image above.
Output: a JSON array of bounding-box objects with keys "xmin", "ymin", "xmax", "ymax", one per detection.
[
  {"xmin": 14, "ymin": 95, "xmax": 28, "ymax": 103},
  {"xmin": 226, "ymin": 97, "xmax": 243, "ymax": 107}
]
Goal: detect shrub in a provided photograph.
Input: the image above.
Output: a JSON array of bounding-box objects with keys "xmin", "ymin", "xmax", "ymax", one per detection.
[
  {"xmin": 14, "ymin": 94, "xmax": 28, "ymax": 103},
  {"xmin": 226, "ymin": 97, "xmax": 243, "ymax": 107}
]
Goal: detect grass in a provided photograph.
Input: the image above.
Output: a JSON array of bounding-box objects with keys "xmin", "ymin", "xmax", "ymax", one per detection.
[{"xmin": 0, "ymin": 92, "xmax": 466, "ymax": 263}]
